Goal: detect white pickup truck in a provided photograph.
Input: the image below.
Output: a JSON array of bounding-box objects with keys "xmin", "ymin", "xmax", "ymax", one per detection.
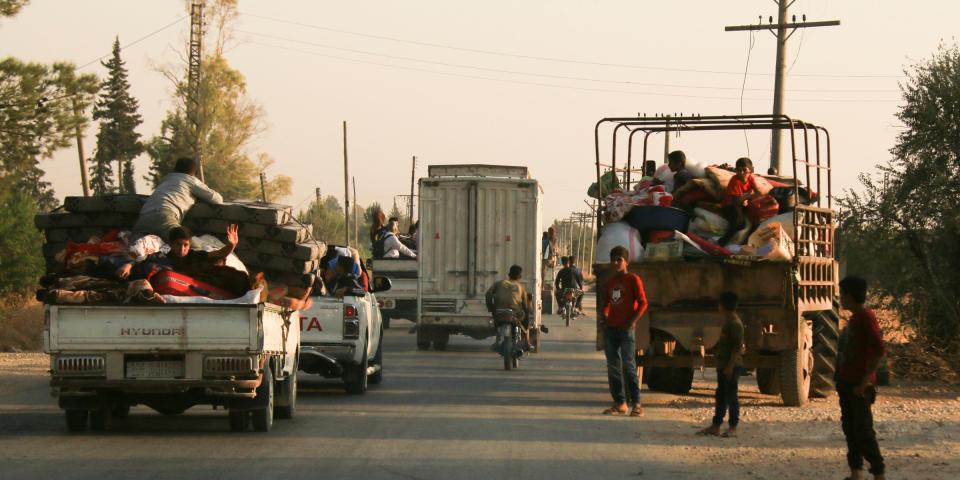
[
  {"xmin": 367, "ymin": 258, "xmax": 417, "ymax": 329},
  {"xmin": 44, "ymin": 303, "xmax": 299, "ymax": 433},
  {"xmin": 297, "ymin": 278, "xmax": 390, "ymax": 393}
]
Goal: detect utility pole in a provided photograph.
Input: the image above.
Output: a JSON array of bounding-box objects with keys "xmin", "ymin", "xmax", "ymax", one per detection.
[
  {"xmin": 315, "ymin": 187, "xmax": 321, "ymax": 208},
  {"xmin": 342, "ymin": 121, "xmax": 350, "ymax": 246},
  {"xmin": 259, "ymin": 172, "xmax": 267, "ymax": 203},
  {"xmin": 726, "ymin": 1, "xmax": 839, "ymax": 173},
  {"xmin": 187, "ymin": 0, "xmax": 205, "ymax": 181},
  {"xmin": 71, "ymin": 98, "xmax": 90, "ymax": 197},
  {"xmin": 352, "ymin": 176, "xmax": 358, "ymax": 246},
  {"xmin": 409, "ymin": 155, "xmax": 417, "ymax": 227}
]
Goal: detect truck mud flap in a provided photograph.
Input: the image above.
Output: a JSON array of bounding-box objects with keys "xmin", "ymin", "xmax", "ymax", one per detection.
[{"xmin": 298, "ymin": 350, "xmax": 344, "ymax": 377}]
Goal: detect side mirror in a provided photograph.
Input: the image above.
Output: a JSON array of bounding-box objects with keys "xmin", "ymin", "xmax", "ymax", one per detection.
[{"xmin": 371, "ymin": 276, "xmax": 392, "ymax": 293}]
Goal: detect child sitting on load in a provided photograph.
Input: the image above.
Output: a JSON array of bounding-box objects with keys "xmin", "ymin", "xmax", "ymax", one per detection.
[{"xmin": 717, "ymin": 157, "xmax": 760, "ymax": 246}]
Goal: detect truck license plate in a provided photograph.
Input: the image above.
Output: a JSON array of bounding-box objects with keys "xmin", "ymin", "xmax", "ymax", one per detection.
[{"xmin": 126, "ymin": 361, "xmax": 184, "ymax": 378}]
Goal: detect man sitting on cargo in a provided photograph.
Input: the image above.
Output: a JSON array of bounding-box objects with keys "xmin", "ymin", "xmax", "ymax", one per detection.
[
  {"xmin": 485, "ymin": 265, "xmax": 531, "ymax": 350},
  {"xmin": 379, "ymin": 220, "xmax": 417, "ymax": 259},
  {"xmin": 131, "ymin": 157, "xmax": 224, "ymax": 242},
  {"xmin": 329, "ymin": 256, "xmax": 366, "ymax": 298}
]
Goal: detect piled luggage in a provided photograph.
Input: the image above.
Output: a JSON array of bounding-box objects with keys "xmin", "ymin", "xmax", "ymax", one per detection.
[
  {"xmin": 36, "ymin": 194, "xmax": 325, "ymax": 303},
  {"xmin": 592, "ymin": 163, "xmax": 815, "ymax": 264}
]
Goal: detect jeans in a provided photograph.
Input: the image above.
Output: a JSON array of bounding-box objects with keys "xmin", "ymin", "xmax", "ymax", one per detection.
[
  {"xmin": 712, "ymin": 366, "xmax": 742, "ymax": 427},
  {"xmin": 838, "ymin": 382, "xmax": 885, "ymax": 475},
  {"xmin": 603, "ymin": 326, "xmax": 640, "ymax": 406}
]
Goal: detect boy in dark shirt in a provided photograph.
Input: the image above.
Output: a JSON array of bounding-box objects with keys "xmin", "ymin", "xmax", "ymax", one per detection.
[
  {"xmin": 836, "ymin": 276, "xmax": 886, "ymax": 480},
  {"xmin": 330, "ymin": 256, "xmax": 366, "ymax": 298},
  {"xmin": 698, "ymin": 291, "xmax": 744, "ymax": 438},
  {"xmin": 599, "ymin": 246, "xmax": 648, "ymax": 417}
]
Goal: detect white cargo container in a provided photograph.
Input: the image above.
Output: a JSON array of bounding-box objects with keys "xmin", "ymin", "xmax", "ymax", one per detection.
[{"xmin": 416, "ymin": 164, "xmax": 542, "ymax": 351}]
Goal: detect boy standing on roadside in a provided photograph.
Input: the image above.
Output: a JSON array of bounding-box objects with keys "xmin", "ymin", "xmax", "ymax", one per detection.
[
  {"xmin": 600, "ymin": 246, "xmax": 648, "ymax": 417},
  {"xmin": 836, "ymin": 276, "xmax": 886, "ymax": 480},
  {"xmin": 698, "ymin": 291, "xmax": 744, "ymax": 438}
]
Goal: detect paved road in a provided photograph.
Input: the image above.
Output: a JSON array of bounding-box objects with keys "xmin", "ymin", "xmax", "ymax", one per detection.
[{"xmin": 0, "ymin": 301, "xmax": 693, "ymax": 480}]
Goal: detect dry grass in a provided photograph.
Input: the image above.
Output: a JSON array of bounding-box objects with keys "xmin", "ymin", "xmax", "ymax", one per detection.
[{"xmin": 0, "ymin": 299, "xmax": 44, "ymax": 352}]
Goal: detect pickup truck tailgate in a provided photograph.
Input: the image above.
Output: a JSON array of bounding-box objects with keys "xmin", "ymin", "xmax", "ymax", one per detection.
[{"xmin": 47, "ymin": 305, "xmax": 258, "ymax": 351}]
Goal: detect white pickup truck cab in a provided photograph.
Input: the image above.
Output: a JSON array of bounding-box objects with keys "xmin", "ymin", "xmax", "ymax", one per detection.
[
  {"xmin": 44, "ymin": 303, "xmax": 300, "ymax": 433},
  {"xmin": 298, "ymin": 278, "xmax": 390, "ymax": 394}
]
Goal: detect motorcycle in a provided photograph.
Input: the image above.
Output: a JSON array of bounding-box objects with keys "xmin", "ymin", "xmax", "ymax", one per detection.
[
  {"xmin": 493, "ymin": 308, "xmax": 523, "ymax": 371},
  {"xmin": 559, "ymin": 288, "xmax": 581, "ymax": 327}
]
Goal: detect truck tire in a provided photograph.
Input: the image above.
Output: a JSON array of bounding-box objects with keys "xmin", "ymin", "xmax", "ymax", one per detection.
[
  {"xmin": 89, "ymin": 408, "xmax": 110, "ymax": 432},
  {"xmin": 369, "ymin": 328, "xmax": 384, "ymax": 385},
  {"xmin": 228, "ymin": 410, "xmax": 248, "ymax": 432},
  {"xmin": 65, "ymin": 409, "xmax": 88, "ymax": 432},
  {"xmin": 251, "ymin": 365, "xmax": 275, "ymax": 432},
  {"xmin": 756, "ymin": 368, "xmax": 781, "ymax": 395},
  {"xmin": 779, "ymin": 322, "xmax": 814, "ymax": 406},
  {"xmin": 274, "ymin": 370, "xmax": 297, "ymax": 420},
  {"xmin": 433, "ymin": 332, "xmax": 450, "ymax": 351},
  {"xmin": 111, "ymin": 404, "xmax": 131, "ymax": 419},
  {"xmin": 810, "ymin": 306, "xmax": 840, "ymax": 398},
  {"xmin": 416, "ymin": 327, "xmax": 431, "ymax": 351},
  {"xmin": 343, "ymin": 340, "xmax": 369, "ymax": 394}
]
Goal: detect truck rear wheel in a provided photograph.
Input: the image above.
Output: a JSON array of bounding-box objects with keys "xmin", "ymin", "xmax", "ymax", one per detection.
[
  {"xmin": 416, "ymin": 327, "xmax": 431, "ymax": 351},
  {"xmin": 65, "ymin": 409, "xmax": 88, "ymax": 432},
  {"xmin": 810, "ymin": 306, "xmax": 840, "ymax": 398},
  {"xmin": 251, "ymin": 365, "xmax": 275, "ymax": 432},
  {"xmin": 89, "ymin": 408, "xmax": 110, "ymax": 432},
  {"xmin": 756, "ymin": 368, "xmax": 781, "ymax": 395},
  {"xmin": 274, "ymin": 370, "xmax": 297, "ymax": 420},
  {"xmin": 432, "ymin": 332, "xmax": 450, "ymax": 351},
  {"xmin": 646, "ymin": 367, "xmax": 693, "ymax": 394},
  {"xmin": 344, "ymin": 340, "xmax": 369, "ymax": 394},
  {"xmin": 370, "ymin": 328, "xmax": 384, "ymax": 385},
  {"xmin": 779, "ymin": 322, "xmax": 813, "ymax": 406},
  {"xmin": 111, "ymin": 404, "xmax": 131, "ymax": 419},
  {"xmin": 228, "ymin": 410, "xmax": 249, "ymax": 432}
]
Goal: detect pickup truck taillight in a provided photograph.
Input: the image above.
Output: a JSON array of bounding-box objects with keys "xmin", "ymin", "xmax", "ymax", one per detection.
[
  {"xmin": 344, "ymin": 305, "xmax": 358, "ymax": 318},
  {"xmin": 343, "ymin": 305, "xmax": 360, "ymax": 339}
]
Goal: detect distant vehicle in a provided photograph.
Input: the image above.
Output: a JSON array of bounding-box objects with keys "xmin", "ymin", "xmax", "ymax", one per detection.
[
  {"xmin": 416, "ymin": 164, "xmax": 543, "ymax": 352},
  {"xmin": 592, "ymin": 114, "xmax": 839, "ymax": 406},
  {"xmin": 297, "ymin": 277, "xmax": 390, "ymax": 394},
  {"xmin": 45, "ymin": 303, "xmax": 299, "ymax": 432},
  {"xmin": 367, "ymin": 258, "xmax": 417, "ymax": 329}
]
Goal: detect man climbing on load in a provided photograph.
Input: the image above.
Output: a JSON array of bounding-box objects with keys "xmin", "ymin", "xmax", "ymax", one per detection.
[{"xmin": 132, "ymin": 157, "xmax": 224, "ymax": 242}]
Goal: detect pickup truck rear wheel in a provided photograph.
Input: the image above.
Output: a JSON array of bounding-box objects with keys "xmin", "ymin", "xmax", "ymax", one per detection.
[
  {"xmin": 432, "ymin": 332, "xmax": 450, "ymax": 351},
  {"xmin": 369, "ymin": 328, "xmax": 384, "ymax": 385},
  {"xmin": 416, "ymin": 327, "xmax": 431, "ymax": 351},
  {"xmin": 228, "ymin": 410, "xmax": 248, "ymax": 432},
  {"xmin": 344, "ymin": 340, "xmax": 369, "ymax": 394},
  {"xmin": 65, "ymin": 409, "xmax": 88, "ymax": 432},
  {"xmin": 274, "ymin": 370, "xmax": 297, "ymax": 420},
  {"xmin": 89, "ymin": 408, "xmax": 110, "ymax": 432},
  {"xmin": 251, "ymin": 365, "xmax": 274, "ymax": 432}
]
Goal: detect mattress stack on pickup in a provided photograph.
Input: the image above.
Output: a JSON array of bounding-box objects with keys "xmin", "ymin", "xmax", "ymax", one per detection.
[{"xmin": 36, "ymin": 195, "xmax": 324, "ymax": 284}]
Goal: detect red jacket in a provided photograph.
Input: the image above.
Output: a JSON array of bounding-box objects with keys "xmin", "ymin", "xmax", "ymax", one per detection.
[
  {"xmin": 602, "ymin": 272, "xmax": 648, "ymax": 330},
  {"xmin": 838, "ymin": 308, "xmax": 885, "ymax": 385}
]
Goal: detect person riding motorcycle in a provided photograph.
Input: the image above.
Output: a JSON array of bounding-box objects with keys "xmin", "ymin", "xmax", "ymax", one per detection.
[
  {"xmin": 555, "ymin": 256, "xmax": 584, "ymax": 315},
  {"xmin": 485, "ymin": 265, "xmax": 530, "ymax": 351}
]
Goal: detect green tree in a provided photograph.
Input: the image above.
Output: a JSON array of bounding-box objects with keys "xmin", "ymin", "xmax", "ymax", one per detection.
[
  {"xmin": 299, "ymin": 195, "xmax": 345, "ymax": 246},
  {"xmin": 91, "ymin": 37, "xmax": 143, "ymax": 195},
  {"xmin": 0, "ymin": 175, "xmax": 44, "ymax": 297},
  {"xmin": 838, "ymin": 42, "xmax": 960, "ymax": 351},
  {"xmin": 0, "ymin": 0, "xmax": 29, "ymax": 17},
  {"xmin": 0, "ymin": 58, "xmax": 98, "ymax": 210},
  {"xmin": 146, "ymin": 0, "xmax": 289, "ymax": 201}
]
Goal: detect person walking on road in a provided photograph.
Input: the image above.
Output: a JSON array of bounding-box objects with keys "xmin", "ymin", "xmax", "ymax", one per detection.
[
  {"xmin": 836, "ymin": 276, "xmax": 886, "ymax": 480},
  {"xmin": 599, "ymin": 246, "xmax": 647, "ymax": 417},
  {"xmin": 698, "ymin": 291, "xmax": 744, "ymax": 438}
]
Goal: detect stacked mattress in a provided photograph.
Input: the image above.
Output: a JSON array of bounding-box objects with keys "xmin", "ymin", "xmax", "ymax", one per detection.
[{"xmin": 36, "ymin": 194, "xmax": 324, "ymax": 283}]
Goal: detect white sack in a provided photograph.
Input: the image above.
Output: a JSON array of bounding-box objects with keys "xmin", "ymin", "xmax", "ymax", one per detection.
[{"xmin": 596, "ymin": 222, "xmax": 644, "ymax": 263}]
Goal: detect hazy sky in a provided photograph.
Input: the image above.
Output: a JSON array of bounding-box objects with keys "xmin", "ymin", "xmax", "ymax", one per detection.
[{"xmin": 1, "ymin": 0, "xmax": 957, "ymax": 224}]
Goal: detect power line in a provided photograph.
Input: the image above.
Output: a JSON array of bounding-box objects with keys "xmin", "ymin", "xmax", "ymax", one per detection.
[
  {"xmin": 243, "ymin": 40, "xmax": 896, "ymax": 103},
  {"xmin": 77, "ymin": 14, "xmax": 189, "ymax": 70},
  {"xmin": 236, "ymin": 29, "xmax": 897, "ymax": 94},
  {"xmin": 239, "ymin": 10, "xmax": 902, "ymax": 79}
]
